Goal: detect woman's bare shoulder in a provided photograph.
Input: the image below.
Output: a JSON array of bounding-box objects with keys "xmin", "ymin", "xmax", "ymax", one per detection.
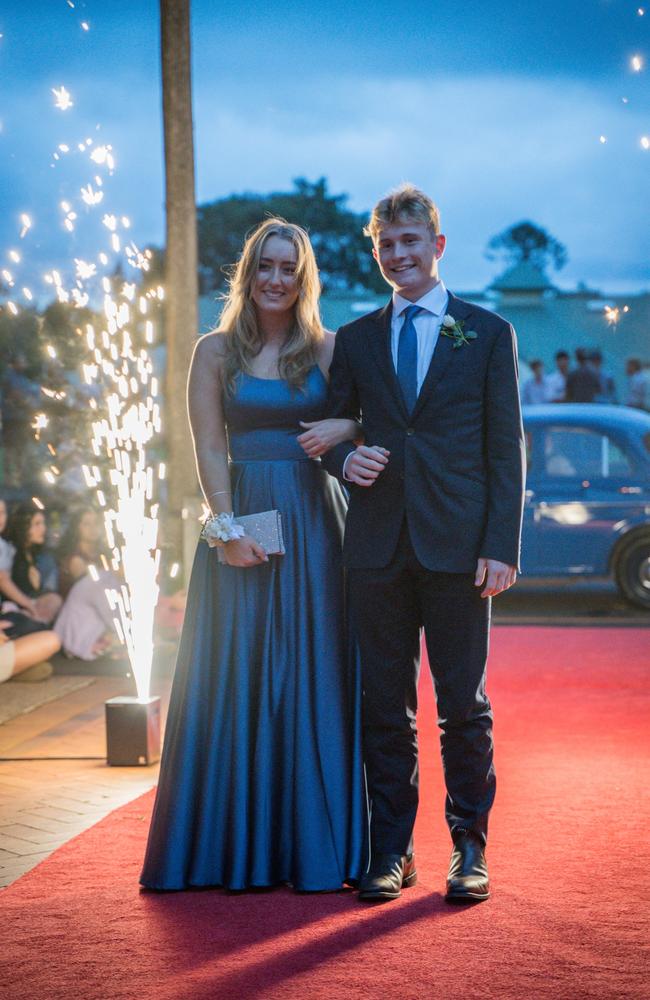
[{"xmin": 192, "ymin": 330, "xmax": 228, "ymax": 368}]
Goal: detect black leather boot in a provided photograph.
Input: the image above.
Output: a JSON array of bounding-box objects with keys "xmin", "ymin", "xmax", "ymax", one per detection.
[
  {"xmin": 358, "ymin": 853, "xmax": 417, "ymax": 902},
  {"xmin": 445, "ymin": 832, "xmax": 489, "ymax": 903}
]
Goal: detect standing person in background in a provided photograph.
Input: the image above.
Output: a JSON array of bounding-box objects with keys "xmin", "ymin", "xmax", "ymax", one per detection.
[
  {"xmin": 589, "ymin": 350, "xmax": 617, "ymax": 404},
  {"xmin": 521, "ymin": 360, "xmax": 549, "ymax": 405},
  {"xmin": 546, "ymin": 350, "xmax": 570, "ymax": 403},
  {"xmin": 625, "ymin": 359, "xmax": 648, "ymax": 410},
  {"xmin": 565, "ymin": 348, "xmax": 601, "ymax": 403}
]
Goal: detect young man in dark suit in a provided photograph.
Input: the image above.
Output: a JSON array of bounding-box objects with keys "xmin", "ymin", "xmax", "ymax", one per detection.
[{"xmin": 321, "ymin": 184, "xmax": 526, "ymax": 903}]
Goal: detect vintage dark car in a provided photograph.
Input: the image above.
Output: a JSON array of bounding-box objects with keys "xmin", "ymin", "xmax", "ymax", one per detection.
[{"xmin": 521, "ymin": 404, "xmax": 650, "ymax": 609}]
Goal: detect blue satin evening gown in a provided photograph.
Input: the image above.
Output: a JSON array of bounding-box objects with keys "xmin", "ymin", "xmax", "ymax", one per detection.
[{"xmin": 140, "ymin": 366, "xmax": 365, "ymax": 891}]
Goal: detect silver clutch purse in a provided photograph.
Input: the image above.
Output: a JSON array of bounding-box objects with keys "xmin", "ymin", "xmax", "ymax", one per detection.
[{"xmin": 215, "ymin": 509, "xmax": 285, "ymax": 563}]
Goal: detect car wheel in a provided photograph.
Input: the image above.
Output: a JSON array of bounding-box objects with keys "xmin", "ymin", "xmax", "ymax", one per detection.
[{"xmin": 615, "ymin": 533, "xmax": 650, "ymax": 610}]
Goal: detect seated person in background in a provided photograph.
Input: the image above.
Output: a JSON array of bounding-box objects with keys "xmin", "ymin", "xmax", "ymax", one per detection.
[
  {"xmin": 565, "ymin": 348, "xmax": 601, "ymax": 403},
  {"xmin": 521, "ymin": 359, "xmax": 550, "ymax": 405},
  {"xmin": 544, "ymin": 433, "xmax": 577, "ymax": 477},
  {"xmin": 546, "ymin": 350, "xmax": 570, "ymax": 403},
  {"xmin": 53, "ymin": 506, "xmax": 121, "ymax": 661},
  {"xmin": 58, "ymin": 506, "xmax": 106, "ymax": 597},
  {"xmin": 4, "ymin": 501, "xmax": 62, "ymax": 625},
  {"xmin": 0, "ymin": 618, "xmax": 61, "ymax": 683},
  {"xmin": 0, "ymin": 497, "xmax": 39, "ymax": 620}
]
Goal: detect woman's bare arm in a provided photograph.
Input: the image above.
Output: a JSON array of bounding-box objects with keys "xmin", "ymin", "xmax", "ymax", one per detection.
[
  {"xmin": 187, "ymin": 333, "xmax": 266, "ymax": 566},
  {"xmin": 187, "ymin": 333, "xmax": 233, "ymax": 516},
  {"xmin": 0, "ymin": 570, "xmax": 36, "ymax": 614}
]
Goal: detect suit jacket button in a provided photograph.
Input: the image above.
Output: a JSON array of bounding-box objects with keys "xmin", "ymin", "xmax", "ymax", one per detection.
[{"xmin": 406, "ymin": 428, "xmax": 415, "ymax": 436}]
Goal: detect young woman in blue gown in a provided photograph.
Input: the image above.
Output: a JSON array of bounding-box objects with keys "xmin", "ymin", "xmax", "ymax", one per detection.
[{"xmin": 140, "ymin": 219, "xmax": 365, "ymax": 891}]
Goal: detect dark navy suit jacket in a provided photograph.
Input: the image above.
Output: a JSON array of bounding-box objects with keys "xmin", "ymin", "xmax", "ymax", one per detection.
[{"xmin": 321, "ymin": 291, "xmax": 526, "ymax": 572}]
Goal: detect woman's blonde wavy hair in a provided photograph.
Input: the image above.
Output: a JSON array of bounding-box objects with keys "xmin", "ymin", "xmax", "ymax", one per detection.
[{"xmin": 217, "ymin": 218, "xmax": 324, "ymax": 392}]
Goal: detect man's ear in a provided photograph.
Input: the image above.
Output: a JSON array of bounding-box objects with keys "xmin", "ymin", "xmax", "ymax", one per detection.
[{"xmin": 435, "ymin": 234, "xmax": 447, "ymax": 259}]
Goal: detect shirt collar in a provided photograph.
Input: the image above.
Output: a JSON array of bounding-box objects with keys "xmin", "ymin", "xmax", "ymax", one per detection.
[{"xmin": 393, "ymin": 279, "xmax": 448, "ymax": 318}]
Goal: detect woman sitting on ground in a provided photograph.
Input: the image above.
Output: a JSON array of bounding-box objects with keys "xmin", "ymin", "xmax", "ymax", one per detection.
[
  {"xmin": 53, "ymin": 505, "xmax": 120, "ymax": 661},
  {"xmin": 0, "ymin": 498, "xmax": 60, "ymax": 681},
  {"xmin": 4, "ymin": 501, "xmax": 62, "ymax": 626},
  {"xmin": 57, "ymin": 506, "xmax": 107, "ymax": 597}
]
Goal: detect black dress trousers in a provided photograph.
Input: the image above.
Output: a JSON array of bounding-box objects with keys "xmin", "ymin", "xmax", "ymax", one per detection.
[{"xmin": 349, "ymin": 521, "xmax": 496, "ymax": 856}]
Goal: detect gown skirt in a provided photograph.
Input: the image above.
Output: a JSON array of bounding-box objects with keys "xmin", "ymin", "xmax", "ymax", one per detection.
[{"xmin": 140, "ymin": 368, "xmax": 365, "ymax": 891}]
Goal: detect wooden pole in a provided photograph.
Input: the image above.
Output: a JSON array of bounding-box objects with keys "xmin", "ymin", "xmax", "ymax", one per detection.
[{"xmin": 160, "ymin": 0, "xmax": 198, "ymax": 560}]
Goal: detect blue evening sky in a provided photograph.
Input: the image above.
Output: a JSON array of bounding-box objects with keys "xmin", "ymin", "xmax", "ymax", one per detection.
[{"xmin": 0, "ymin": 0, "xmax": 648, "ymax": 295}]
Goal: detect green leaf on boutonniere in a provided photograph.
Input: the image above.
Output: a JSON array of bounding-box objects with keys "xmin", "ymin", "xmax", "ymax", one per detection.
[{"xmin": 440, "ymin": 314, "xmax": 478, "ymax": 349}]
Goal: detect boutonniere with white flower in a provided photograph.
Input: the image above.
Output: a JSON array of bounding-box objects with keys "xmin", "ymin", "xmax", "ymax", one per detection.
[{"xmin": 440, "ymin": 314, "xmax": 478, "ymax": 349}]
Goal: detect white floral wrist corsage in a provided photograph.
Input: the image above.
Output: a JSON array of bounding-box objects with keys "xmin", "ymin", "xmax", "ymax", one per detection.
[{"xmin": 201, "ymin": 512, "xmax": 246, "ymax": 548}]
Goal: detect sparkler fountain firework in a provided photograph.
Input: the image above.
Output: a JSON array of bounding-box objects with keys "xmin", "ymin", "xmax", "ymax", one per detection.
[{"xmin": 2, "ymin": 58, "xmax": 166, "ymax": 702}]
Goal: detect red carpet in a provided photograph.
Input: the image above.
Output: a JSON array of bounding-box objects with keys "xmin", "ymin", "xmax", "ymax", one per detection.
[{"xmin": 2, "ymin": 626, "xmax": 649, "ymax": 1000}]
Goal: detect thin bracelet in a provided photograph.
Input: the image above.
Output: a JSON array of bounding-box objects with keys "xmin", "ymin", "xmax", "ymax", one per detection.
[{"xmin": 208, "ymin": 490, "xmax": 231, "ymax": 498}]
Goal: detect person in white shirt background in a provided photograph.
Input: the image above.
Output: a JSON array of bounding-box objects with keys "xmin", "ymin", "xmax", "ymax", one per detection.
[
  {"xmin": 545, "ymin": 350, "xmax": 569, "ymax": 403},
  {"xmin": 521, "ymin": 359, "xmax": 550, "ymax": 405},
  {"xmin": 625, "ymin": 358, "xmax": 649, "ymax": 410}
]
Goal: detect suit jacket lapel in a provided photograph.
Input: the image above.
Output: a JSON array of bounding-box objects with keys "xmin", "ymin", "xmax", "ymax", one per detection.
[
  {"xmin": 410, "ymin": 291, "xmax": 475, "ymax": 421},
  {"xmin": 365, "ymin": 300, "xmax": 410, "ymax": 420}
]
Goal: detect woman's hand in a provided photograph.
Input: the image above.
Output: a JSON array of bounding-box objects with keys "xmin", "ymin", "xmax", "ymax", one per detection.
[
  {"xmin": 297, "ymin": 418, "xmax": 360, "ymax": 457},
  {"xmin": 20, "ymin": 598, "xmax": 38, "ymax": 617},
  {"xmin": 221, "ymin": 534, "xmax": 269, "ymax": 568}
]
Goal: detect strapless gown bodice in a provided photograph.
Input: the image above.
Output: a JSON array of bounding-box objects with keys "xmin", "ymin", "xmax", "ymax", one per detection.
[{"xmin": 224, "ymin": 366, "xmax": 327, "ymax": 462}]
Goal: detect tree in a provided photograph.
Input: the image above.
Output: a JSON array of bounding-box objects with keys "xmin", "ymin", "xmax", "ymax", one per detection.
[
  {"xmin": 486, "ymin": 221, "xmax": 567, "ymax": 272},
  {"xmin": 197, "ymin": 177, "xmax": 384, "ymax": 294},
  {"xmin": 160, "ymin": 0, "xmax": 199, "ymax": 557}
]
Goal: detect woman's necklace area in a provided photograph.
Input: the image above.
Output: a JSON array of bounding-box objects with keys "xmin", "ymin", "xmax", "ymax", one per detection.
[
  {"xmin": 251, "ymin": 333, "xmax": 291, "ymax": 379},
  {"xmin": 251, "ymin": 355, "xmax": 281, "ymax": 379}
]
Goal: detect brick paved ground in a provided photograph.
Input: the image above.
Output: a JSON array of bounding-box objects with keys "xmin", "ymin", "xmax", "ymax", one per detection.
[{"xmin": 0, "ymin": 673, "xmax": 171, "ymax": 888}]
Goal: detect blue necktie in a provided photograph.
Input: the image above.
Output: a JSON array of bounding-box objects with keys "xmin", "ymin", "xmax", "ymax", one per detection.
[{"xmin": 397, "ymin": 305, "xmax": 422, "ymax": 413}]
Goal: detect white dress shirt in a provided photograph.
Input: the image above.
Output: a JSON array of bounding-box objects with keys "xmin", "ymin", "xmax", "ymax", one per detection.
[
  {"xmin": 521, "ymin": 376, "xmax": 551, "ymax": 405},
  {"xmin": 343, "ymin": 280, "xmax": 449, "ymax": 480},
  {"xmin": 626, "ymin": 370, "xmax": 649, "ymax": 409},
  {"xmin": 545, "ymin": 370, "xmax": 567, "ymax": 402},
  {"xmin": 391, "ymin": 281, "xmax": 450, "ymax": 394}
]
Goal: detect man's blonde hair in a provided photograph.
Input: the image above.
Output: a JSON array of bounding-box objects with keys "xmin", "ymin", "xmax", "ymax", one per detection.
[{"xmin": 364, "ymin": 183, "xmax": 441, "ymax": 242}]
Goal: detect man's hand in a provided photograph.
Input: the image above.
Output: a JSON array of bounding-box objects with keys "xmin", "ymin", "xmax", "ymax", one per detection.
[
  {"xmin": 345, "ymin": 445, "xmax": 389, "ymax": 487},
  {"xmin": 475, "ymin": 558, "xmax": 517, "ymax": 598}
]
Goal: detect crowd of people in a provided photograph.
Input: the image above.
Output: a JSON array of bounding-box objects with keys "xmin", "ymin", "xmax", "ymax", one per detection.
[
  {"xmin": 521, "ymin": 348, "xmax": 649, "ymax": 408},
  {"xmin": 0, "ymin": 500, "xmax": 119, "ymax": 684}
]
